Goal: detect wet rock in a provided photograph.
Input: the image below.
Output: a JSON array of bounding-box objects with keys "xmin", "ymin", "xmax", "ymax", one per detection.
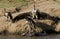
[{"xmin": 35, "ymin": 32, "xmax": 48, "ymax": 36}]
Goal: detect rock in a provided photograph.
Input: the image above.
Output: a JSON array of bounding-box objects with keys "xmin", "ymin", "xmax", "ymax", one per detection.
[{"xmin": 55, "ymin": 22, "xmax": 60, "ymax": 32}]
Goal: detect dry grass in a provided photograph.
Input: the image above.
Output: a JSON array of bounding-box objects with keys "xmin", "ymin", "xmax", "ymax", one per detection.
[{"xmin": 37, "ymin": 20, "xmax": 54, "ymax": 25}]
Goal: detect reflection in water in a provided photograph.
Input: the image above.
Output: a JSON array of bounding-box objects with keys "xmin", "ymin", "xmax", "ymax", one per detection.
[{"xmin": 0, "ymin": 34, "xmax": 60, "ymax": 39}]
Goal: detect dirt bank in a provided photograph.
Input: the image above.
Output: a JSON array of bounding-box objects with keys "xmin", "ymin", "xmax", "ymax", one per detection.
[{"xmin": 0, "ymin": 0, "xmax": 60, "ymax": 36}]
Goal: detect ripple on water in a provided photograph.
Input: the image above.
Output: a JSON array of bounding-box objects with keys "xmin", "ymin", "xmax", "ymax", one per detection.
[{"xmin": 0, "ymin": 34, "xmax": 60, "ymax": 39}]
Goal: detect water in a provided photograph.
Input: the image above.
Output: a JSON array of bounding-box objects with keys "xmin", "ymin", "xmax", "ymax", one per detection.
[{"xmin": 0, "ymin": 34, "xmax": 60, "ymax": 39}]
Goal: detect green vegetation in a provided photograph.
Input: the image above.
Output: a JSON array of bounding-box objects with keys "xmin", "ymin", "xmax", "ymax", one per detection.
[
  {"xmin": 0, "ymin": 0, "xmax": 29, "ymax": 8},
  {"xmin": 53, "ymin": 0, "xmax": 56, "ymax": 1}
]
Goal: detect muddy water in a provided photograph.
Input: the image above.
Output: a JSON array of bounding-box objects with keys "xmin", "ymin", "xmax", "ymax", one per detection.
[{"xmin": 0, "ymin": 34, "xmax": 60, "ymax": 39}]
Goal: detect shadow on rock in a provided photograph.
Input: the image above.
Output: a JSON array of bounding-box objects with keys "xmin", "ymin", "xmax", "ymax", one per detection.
[
  {"xmin": 34, "ymin": 22, "xmax": 59, "ymax": 34},
  {"xmin": 12, "ymin": 12, "xmax": 32, "ymax": 23}
]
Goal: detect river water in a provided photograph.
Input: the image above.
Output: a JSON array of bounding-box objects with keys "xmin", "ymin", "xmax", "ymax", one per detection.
[{"xmin": 0, "ymin": 34, "xmax": 60, "ymax": 39}]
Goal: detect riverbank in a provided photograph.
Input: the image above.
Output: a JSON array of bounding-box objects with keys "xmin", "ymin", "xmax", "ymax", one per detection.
[{"xmin": 0, "ymin": 0, "xmax": 60, "ymax": 36}]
